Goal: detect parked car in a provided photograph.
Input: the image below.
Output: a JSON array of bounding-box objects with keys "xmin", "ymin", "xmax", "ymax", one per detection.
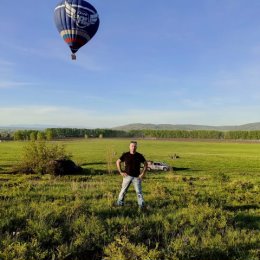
[{"xmin": 147, "ymin": 161, "xmax": 170, "ymax": 171}]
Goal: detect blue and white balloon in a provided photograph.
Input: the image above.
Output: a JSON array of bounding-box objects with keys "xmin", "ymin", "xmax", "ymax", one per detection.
[{"xmin": 54, "ymin": 0, "xmax": 100, "ymax": 59}]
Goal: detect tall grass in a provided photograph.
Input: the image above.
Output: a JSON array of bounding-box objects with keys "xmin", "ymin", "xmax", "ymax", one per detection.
[{"xmin": 0, "ymin": 139, "xmax": 259, "ymax": 259}]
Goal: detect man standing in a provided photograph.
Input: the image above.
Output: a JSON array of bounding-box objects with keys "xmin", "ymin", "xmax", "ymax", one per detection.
[{"xmin": 116, "ymin": 141, "xmax": 148, "ymax": 208}]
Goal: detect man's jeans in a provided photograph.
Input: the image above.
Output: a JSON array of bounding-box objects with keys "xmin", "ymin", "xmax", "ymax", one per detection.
[{"xmin": 117, "ymin": 175, "xmax": 144, "ymax": 207}]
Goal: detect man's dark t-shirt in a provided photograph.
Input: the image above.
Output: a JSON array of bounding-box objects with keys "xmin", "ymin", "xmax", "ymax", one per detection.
[{"xmin": 120, "ymin": 152, "xmax": 146, "ymax": 177}]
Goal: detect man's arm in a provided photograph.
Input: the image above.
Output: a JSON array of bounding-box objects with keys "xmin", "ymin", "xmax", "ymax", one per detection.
[
  {"xmin": 116, "ymin": 159, "xmax": 128, "ymax": 177},
  {"xmin": 139, "ymin": 161, "xmax": 148, "ymax": 179}
]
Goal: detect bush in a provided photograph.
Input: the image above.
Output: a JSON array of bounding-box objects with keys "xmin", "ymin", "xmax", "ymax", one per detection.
[{"xmin": 16, "ymin": 141, "xmax": 71, "ymax": 174}]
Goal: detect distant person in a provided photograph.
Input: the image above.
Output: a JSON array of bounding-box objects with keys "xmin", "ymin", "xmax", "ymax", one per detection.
[{"xmin": 116, "ymin": 141, "xmax": 148, "ymax": 208}]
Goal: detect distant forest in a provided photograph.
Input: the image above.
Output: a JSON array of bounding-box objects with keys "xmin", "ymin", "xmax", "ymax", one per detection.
[{"xmin": 1, "ymin": 128, "xmax": 260, "ymax": 141}]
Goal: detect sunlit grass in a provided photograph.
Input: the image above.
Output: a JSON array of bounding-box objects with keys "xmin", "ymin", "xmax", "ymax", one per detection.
[{"xmin": 0, "ymin": 139, "xmax": 259, "ymax": 260}]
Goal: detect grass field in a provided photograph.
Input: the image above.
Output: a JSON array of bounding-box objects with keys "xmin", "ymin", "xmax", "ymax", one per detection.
[{"xmin": 0, "ymin": 139, "xmax": 259, "ymax": 260}]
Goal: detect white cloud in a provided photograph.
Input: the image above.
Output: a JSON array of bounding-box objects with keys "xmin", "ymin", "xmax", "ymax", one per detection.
[
  {"xmin": 251, "ymin": 45, "xmax": 260, "ymax": 55},
  {"xmin": 0, "ymin": 59, "xmax": 15, "ymax": 76},
  {"xmin": 0, "ymin": 105, "xmax": 259, "ymax": 128},
  {"xmin": 211, "ymin": 64, "xmax": 260, "ymax": 91},
  {"xmin": 0, "ymin": 81, "xmax": 34, "ymax": 89},
  {"xmin": 122, "ymin": 107, "xmax": 260, "ymax": 126},
  {"xmin": 0, "ymin": 59, "xmax": 14, "ymax": 66},
  {"xmin": 0, "ymin": 59, "xmax": 35, "ymax": 89},
  {"xmin": 0, "ymin": 39, "xmax": 104, "ymax": 72}
]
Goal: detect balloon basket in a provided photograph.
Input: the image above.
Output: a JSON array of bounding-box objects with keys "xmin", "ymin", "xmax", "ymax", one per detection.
[{"xmin": 71, "ymin": 54, "xmax": 76, "ymax": 60}]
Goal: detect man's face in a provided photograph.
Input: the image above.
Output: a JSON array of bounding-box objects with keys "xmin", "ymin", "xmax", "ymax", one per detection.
[{"xmin": 129, "ymin": 142, "xmax": 137, "ymax": 154}]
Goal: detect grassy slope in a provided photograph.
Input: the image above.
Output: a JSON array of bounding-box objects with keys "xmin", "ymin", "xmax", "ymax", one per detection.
[{"xmin": 0, "ymin": 139, "xmax": 259, "ymax": 260}]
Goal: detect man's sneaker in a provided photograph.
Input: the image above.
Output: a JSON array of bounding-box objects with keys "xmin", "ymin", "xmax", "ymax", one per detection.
[{"xmin": 138, "ymin": 205, "xmax": 146, "ymax": 213}]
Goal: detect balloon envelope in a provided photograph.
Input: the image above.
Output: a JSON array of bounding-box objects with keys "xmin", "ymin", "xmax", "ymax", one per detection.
[{"xmin": 54, "ymin": 0, "xmax": 99, "ymax": 54}]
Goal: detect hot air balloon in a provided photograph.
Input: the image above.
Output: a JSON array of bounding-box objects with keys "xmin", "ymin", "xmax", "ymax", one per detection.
[{"xmin": 54, "ymin": 0, "xmax": 100, "ymax": 60}]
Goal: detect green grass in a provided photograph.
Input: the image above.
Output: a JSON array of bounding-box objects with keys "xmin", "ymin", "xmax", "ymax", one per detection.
[{"xmin": 0, "ymin": 139, "xmax": 259, "ymax": 260}]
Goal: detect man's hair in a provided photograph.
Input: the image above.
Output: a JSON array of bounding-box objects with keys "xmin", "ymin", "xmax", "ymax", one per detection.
[{"xmin": 130, "ymin": 141, "xmax": 137, "ymax": 145}]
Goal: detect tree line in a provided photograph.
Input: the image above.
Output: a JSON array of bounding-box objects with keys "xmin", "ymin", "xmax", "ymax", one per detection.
[
  {"xmin": 10, "ymin": 128, "xmax": 129, "ymax": 141},
  {"xmin": 4, "ymin": 128, "xmax": 260, "ymax": 141},
  {"xmin": 130, "ymin": 129, "xmax": 260, "ymax": 140}
]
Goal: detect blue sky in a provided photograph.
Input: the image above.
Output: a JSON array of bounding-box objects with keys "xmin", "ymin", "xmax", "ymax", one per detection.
[{"xmin": 1, "ymin": 0, "xmax": 260, "ymax": 128}]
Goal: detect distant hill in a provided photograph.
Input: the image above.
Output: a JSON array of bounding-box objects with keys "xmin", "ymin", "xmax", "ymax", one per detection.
[
  {"xmin": 112, "ymin": 122, "xmax": 260, "ymax": 131},
  {"xmin": 2, "ymin": 122, "xmax": 260, "ymax": 132}
]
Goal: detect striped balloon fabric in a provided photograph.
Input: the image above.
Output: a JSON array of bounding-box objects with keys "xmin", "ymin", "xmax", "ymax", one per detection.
[{"xmin": 54, "ymin": 0, "xmax": 99, "ymax": 59}]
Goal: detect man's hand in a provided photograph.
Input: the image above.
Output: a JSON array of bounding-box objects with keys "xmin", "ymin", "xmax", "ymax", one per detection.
[
  {"xmin": 120, "ymin": 172, "xmax": 128, "ymax": 177},
  {"xmin": 117, "ymin": 159, "xmax": 127, "ymax": 177},
  {"xmin": 139, "ymin": 173, "xmax": 144, "ymax": 180},
  {"xmin": 139, "ymin": 161, "xmax": 147, "ymax": 180}
]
